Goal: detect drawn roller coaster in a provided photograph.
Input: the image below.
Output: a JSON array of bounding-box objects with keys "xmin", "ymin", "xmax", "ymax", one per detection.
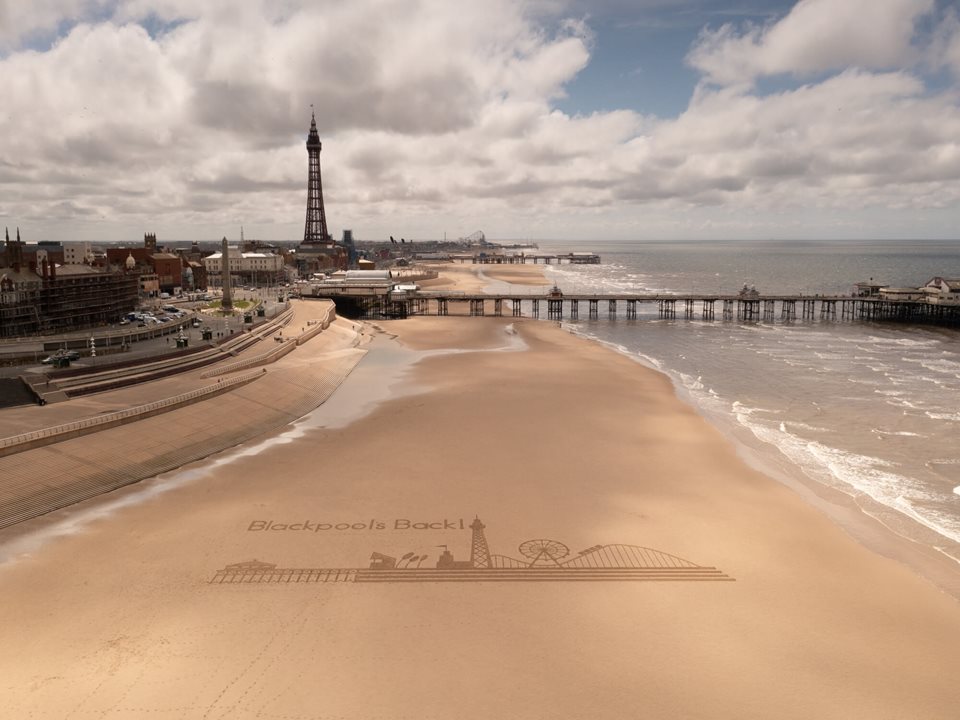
[{"xmin": 210, "ymin": 517, "xmax": 733, "ymax": 584}]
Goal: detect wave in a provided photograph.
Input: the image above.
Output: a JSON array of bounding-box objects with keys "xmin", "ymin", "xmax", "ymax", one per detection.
[
  {"xmin": 732, "ymin": 412, "xmax": 960, "ymax": 544},
  {"xmin": 903, "ymin": 357, "xmax": 960, "ymax": 377},
  {"xmin": 871, "ymin": 428, "xmax": 925, "ymax": 438},
  {"xmin": 926, "ymin": 411, "xmax": 960, "ymax": 421},
  {"xmin": 863, "ymin": 335, "xmax": 942, "ymax": 348}
]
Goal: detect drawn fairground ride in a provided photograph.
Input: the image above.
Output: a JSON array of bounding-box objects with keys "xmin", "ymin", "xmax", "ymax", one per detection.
[{"xmin": 211, "ymin": 518, "xmax": 733, "ymax": 585}]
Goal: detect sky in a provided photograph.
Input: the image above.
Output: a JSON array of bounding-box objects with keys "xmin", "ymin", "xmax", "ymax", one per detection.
[{"xmin": 1, "ymin": 0, "xmax": 960, "ymax": 243}]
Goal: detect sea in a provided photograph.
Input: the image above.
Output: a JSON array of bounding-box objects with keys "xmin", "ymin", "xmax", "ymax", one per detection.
[{"xmin": 490, "ymin": 238, "xmax": 960, "ymax": 565}]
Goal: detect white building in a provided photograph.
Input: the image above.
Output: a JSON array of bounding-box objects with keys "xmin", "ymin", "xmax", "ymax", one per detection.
[
  {"xmin": 923, "ymin": 277, "xmax": 960, "ymax": 305},
  {"xmin": 63, "ymin": 241, "xmax": 92, "ymax": 265},
  {"xmin": 878, "ymin": 287, "xmax": 923, "ymax": 301},
  {"xmin": 203, "ymin": 248, "xmax": 285, "ymax": 285}
]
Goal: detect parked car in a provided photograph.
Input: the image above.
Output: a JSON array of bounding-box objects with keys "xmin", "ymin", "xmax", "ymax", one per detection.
[{"xmin": 41, "ymin": 350, "xmax": 80, "ymax": 364}]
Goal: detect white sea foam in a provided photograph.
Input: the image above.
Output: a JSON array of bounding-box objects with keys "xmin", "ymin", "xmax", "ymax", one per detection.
[
  {"xmin": 732, "ymin": 408, "xmax": 960, "ymax": 544},
  {"xmin": 864, "ymin": 336, "xmax": 941, "ymax": 348},
  {"xmin": 784, "ymin": 421, "xmax": 830, "ymax": 433},
  {"xmin": 871, "ymin": 428, "xmax": 924, "ymax": 438},
  {"xmin": 731, "ymin": 400, "xmax": 782, "ymax": 416},
  {"xmin": 884, "ymin": 398, "xmax": 924, "ymax": 410},
  {"xmin": 893, "ymin": 497, "xmax": 960, "ymax": 544},
  {"xmin": 904, "ymin": 357, "xmax": 960, "ymax": 377},
  {"xmin": 926, "ymin": 411, "xmax": 960, "ymax": 421}
]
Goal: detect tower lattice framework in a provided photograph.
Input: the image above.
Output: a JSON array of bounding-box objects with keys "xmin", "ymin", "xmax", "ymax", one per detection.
[
  {"xmin": 303, "ymin": 111, "xmax": 330, "ymax": 244},
  {"xmin": 469, "ymin": 517, "xmax": 492, "ymax": 568}
]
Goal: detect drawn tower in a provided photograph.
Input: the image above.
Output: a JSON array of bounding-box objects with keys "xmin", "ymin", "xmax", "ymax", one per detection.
[
  {"xmin": 303, "ymin": 111, "xmax": 330, "ymax": 244},
  {"xmin": 469, "ymin": 517, "xmax": 492, "ymax": 568}
]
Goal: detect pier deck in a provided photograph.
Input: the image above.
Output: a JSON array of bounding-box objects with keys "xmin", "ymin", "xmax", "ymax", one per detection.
[{"xmin": 313, "ymin": 289, "xmax": 960, "ymax": 326}]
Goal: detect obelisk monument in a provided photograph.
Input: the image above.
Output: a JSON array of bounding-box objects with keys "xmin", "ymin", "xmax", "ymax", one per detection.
[{"xmin": 221, "ymin": 236, "xmax": 233, "ymax": 311}]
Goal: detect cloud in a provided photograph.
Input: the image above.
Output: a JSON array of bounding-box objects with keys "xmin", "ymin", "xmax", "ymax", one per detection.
[
  {"xmin": 0, "ymin": 0, "xmax": 959, "ymax": 241},
  {"xmin": 687, "ymin": 0, "xmax": 935, "ymax": 86}
]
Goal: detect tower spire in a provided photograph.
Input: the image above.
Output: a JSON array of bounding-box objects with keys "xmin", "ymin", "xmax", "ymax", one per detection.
[
  {"xmin": 303, "ymin": 109, "xmax": 329, "ymax": 244},
  {"xmin": 469, "ymin": 517, "xmax": 492, "ymax": 569}
]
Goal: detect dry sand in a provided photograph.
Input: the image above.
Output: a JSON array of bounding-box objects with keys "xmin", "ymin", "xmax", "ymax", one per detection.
[{"xmin": 1, "ymin": 311, "xmax": 959, "ymax": 718}]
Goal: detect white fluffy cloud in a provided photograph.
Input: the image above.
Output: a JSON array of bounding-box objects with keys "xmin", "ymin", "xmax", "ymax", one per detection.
[
  {"xmin": 0, "ymin": 0, "xmax": 959, "ymax": 241},
  {"xmin": 687, "ymin": 0, "xmax": 934, "ymax": 85}
]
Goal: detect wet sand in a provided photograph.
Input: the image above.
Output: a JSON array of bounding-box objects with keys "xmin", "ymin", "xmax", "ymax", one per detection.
[
  {"xmin": 418, "ymin": 261, "xmax": 550, "ymax": 292},
  {"xmin": 1, "ymin": 312, "xmax": 959, "ymax": 719}
]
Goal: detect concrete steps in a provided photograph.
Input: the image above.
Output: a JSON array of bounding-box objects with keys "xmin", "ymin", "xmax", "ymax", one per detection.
[{"xmin": 0, "ymin": 344, "xmax": 365, "ymax": 530}]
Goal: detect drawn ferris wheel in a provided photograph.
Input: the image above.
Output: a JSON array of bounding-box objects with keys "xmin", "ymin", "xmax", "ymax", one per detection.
[{"xmin": 518, "ymin": 538, "xmax": 570, "ymax": 567}]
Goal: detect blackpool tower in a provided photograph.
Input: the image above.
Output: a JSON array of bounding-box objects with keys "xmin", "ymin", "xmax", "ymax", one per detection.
[{"xmin": 303, "ymin": 111, "xmax": 330, "ymax": 244}]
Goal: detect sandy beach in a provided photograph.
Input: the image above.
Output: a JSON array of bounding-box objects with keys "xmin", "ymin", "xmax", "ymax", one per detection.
[{"xmin": 1, "ymin": 278, "xmax": 960, "ymax": 718}]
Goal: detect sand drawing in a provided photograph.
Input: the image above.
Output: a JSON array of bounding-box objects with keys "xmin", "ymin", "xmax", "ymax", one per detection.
[{"xmin": 210, "ymin": 517, "xmax": 733, "ymax": 584}]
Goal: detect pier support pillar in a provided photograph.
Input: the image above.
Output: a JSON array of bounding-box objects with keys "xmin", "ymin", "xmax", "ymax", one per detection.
[
  {"xmin": 702, "ymin": 299, "xmax": 715, "ymax": 320},
  {"xmin": 627, "ymin": 300, "xmax": 637, "ymax": 319},
  {"xmin": 608, "ymin": 300, "xmax": 617, "ymax": 319},
  {"xmin": 763, "ymin": 299, "xmax": 775, "ymax": 322},
  {"xmin": 512, "ymin": 299, "xmax": 522, "ymax": 317},
  {"xmin": 589, "ymin": 299, "xmax": 598, "ymax": 319}
]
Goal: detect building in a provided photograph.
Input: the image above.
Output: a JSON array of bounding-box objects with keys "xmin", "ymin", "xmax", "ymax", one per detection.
[
  {"xmin": 0, "ymin": 229, "xmax": 138, "ymax": 337},
  {"xmin": 878, "ymin": 286, "xmax": 923, "ymax": 301},
  {"xmin": 63, "ymin": 241, "xmax": 92, "ymax": 265},
  {"xmin": 150, "ymin": 252, "xmax": 183, "ymax": 292},
  {"xmin": 202, "ymin": 247, "xmax": 285, "ymax": 287},
  {"xmin": 854, "ymin": 280, "xmax": 886, "ymax": 297},
  {"xmin": 923, "ymin": 277, "xmax": 960, "ymax": 305}
]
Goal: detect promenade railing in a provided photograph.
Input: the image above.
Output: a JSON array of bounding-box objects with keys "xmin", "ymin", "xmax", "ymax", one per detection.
[{"xmin": 0, "ymin": 368, "xmax": 266, "ymax": 458}]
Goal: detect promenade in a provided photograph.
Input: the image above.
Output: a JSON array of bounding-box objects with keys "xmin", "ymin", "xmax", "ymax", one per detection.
[{"xmin": 0, "ymin": 299, "xmax": 367, "ymax": 530}]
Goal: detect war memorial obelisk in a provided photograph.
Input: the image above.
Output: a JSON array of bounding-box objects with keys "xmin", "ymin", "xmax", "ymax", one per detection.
[{"xmin": 221, "ymin": 236, "xmax": 233, "ymax": 311}]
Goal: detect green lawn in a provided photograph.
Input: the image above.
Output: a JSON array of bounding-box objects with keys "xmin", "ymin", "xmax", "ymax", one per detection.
[{"xmin": 207, "ymin": 299, "xmax": 254, "ymax": 311}]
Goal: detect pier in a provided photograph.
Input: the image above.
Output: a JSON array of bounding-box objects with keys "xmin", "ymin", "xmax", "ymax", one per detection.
[
  {"xmin": 312, "ymin": 287, "xmax": 960, "ymax": 327},
  {"xmin": 450, "ymin": 252, "xmax": 601, "ymax": 265}
]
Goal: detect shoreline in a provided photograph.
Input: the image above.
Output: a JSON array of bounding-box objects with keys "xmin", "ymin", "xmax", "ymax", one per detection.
[
  {"xmin": 467, "ymin": 259, "xmax": 960, "ymax": 596},
  {"xmin": 563, "ymin": 323, "xmax": 960, "ymax": 598}
]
